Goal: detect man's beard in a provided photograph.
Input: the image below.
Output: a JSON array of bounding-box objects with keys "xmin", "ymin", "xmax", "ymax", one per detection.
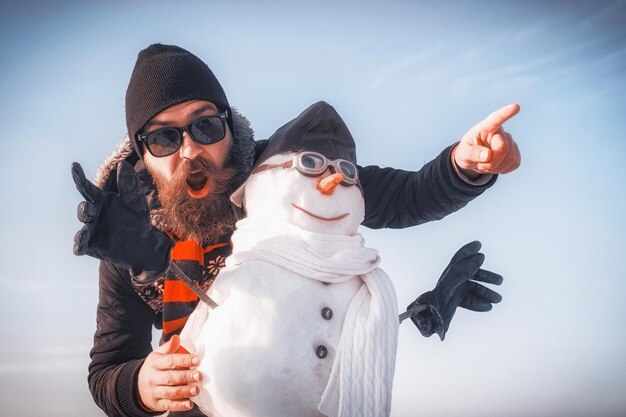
[{"xmin": 148, "ymin": 156, "xmax": 238, "ymax": 245}]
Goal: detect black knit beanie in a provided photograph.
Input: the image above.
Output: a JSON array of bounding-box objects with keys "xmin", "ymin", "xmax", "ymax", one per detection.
[{"xmin": 125, "ymin": 43, "xmax": 232, "ymax": 157}]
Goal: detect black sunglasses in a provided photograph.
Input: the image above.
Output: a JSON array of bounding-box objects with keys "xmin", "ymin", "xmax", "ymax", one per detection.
[{"xmin": 137, "ymin": 110, "xmax": 229, "ymax": 157}]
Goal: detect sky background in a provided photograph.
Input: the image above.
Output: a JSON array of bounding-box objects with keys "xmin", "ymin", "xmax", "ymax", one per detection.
[{"xmin": 0, "ymin": 1, "xmax": 625, "ymax": 416}]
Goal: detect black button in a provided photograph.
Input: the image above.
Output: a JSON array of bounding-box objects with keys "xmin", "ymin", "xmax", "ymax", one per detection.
[
  {"xmin": 316, "ymin": 345, "xmax": 328, "ymax": 359},
  {"xmin": 321, "ymin": 307, "xmax": 333, "ymax": 320}
]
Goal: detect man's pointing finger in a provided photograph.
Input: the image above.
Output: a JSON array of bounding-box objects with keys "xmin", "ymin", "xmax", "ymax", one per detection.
[{"xmin": 481, "ymin": 104, "xmax": 520, "ymax": 132}]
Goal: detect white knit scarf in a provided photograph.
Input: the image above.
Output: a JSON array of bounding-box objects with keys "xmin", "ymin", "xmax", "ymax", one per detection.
[{"xmin": 226, "ymin": 218, "xmax": 399, "ymax": 417}]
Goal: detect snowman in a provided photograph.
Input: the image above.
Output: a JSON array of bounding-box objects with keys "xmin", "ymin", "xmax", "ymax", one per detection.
[{"xmin": 181, "ymin": 101, "xmax": 398, "ymax": 417}]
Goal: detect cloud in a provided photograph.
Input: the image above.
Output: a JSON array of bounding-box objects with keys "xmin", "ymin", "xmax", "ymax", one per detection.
[
  {"xmin": 368, "ymin": 6, "xmax": 626, "ymax": 103},
  {"xmin": 369, "ymin": 44, "xmax": 447, "ymax": 90}
]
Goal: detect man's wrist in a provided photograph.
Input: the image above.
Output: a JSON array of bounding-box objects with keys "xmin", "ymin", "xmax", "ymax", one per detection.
[
  {"xmin": 450, "ymin": 144, "xmax": 493, "ymax": 186},
  {"xmin": 116, "ymin": 358, "xmax": 163, "ymax": 417}
]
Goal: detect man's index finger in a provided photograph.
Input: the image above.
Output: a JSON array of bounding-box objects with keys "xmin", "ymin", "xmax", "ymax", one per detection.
[{"xmin": 481, "ymin": 104, "xmax": 520, "ymax": 131}]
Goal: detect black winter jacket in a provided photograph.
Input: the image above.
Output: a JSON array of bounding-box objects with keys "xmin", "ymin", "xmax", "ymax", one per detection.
[{"xmin": 88, "ymin": 134, "xmax": 496, "ymax": 416}]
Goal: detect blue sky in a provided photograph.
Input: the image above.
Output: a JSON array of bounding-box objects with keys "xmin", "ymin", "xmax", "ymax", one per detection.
[{"xmin": 0, "ymin": 1, "xmax": 625, "ymax": 416}]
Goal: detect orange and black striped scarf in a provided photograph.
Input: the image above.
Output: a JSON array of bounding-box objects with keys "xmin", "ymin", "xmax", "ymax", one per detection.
[{"xmin": 162, "ymin": 237, "xmax": 232, "ymax": 340}]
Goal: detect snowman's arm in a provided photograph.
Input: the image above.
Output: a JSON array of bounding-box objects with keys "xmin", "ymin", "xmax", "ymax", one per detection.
[{"xmin": 359, "ymin": 144, "xmax": 497, "ymax": 229}]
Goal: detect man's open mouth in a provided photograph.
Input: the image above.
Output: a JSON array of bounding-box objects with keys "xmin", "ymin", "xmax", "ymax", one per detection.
[{"xmin": 186, "ymin": 170, "xmax": 211, "ymax": 198}]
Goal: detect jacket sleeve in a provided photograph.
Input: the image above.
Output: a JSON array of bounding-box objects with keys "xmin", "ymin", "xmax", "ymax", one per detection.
[
  {"xmin": 360, "ymin": 144, "xmax": 497, "ymax": 229},
  {"xmin": 88, "ymin": 261, "xmax": 162, "ymax": 417}
]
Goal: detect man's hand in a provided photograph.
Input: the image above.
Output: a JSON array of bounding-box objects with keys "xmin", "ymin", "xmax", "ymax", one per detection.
[
  {"xmin": 71, "ymin": 160, "xmax": 173, "ymax": 283},
  {"xmin": 138, "ymin": 335, "xmax": 202, "ymax": 412},
  {"xmin": 453, "ymin": 104, "xmax": 521, "ymax": 176}
]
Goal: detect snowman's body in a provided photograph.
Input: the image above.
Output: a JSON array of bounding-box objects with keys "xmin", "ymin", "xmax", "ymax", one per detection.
[
  {"xmin": 180, "ymin": 103, "xmax": 399, "ymax": 417},
  {"xmin": 183, "ymin": 260, "xmax": 362, "ymax": 417}
]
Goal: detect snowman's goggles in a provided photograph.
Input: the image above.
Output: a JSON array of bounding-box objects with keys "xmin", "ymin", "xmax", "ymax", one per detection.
[{"xmin": 254, "ymin": 151, "xmax": 359, "ymax": 186}]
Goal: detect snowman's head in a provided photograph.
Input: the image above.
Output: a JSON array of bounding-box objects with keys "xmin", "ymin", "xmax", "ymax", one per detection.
[
  {"xmin": 241, "ymin": 151, "xmax": 364, "ymax": 235},
  {"xmin": 231, "ymin": 101, "xmax": 365, "ymax": 235}
]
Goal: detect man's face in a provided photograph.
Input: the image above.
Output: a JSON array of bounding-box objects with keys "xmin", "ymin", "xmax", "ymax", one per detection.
[
  {"xmin": 142, "ymin": 99, "xmax": 238, "ymax": 244},
  {"xmin": 142, "ymin": 99, "xmax": 232, "ymax": 198}
]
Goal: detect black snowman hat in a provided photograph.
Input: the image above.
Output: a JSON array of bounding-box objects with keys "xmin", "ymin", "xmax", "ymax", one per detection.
[{"xmin": 230, "ymin": 101, "xmax": 358, "ymax": 207}]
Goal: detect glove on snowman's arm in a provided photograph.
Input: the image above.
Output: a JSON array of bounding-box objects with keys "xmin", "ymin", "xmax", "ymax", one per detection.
[{"xmin": 403, "ymin": 241, "xmax": 503, "ymax": 340}]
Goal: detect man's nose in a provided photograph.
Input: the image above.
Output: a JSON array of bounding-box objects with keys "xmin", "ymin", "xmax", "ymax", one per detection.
[
  {"xmin": 317, "ymin": 172, "xmax": 344, "ymax": 195},
  {"xmin": 179, "ymin": 132, "xmax": 203, "ymax": 160}
]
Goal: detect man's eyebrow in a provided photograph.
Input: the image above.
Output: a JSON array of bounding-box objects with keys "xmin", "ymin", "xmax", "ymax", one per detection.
[
  {"xmin": 144, "ymin": 104, "xmax": 218, "ymax": 130},
  {"xmin": 189, "ymin": 104, "xmax": 218, "ymax": 119}
]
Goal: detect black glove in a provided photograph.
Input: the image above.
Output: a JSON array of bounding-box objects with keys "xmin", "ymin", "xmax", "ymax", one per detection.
[
  {"xmin": 406, "ymin": 241, "xmax": 503, "ymax": 341},
  {"xmin": 71, "ymin": 160, "xmax": 173, "ymax": 283}
]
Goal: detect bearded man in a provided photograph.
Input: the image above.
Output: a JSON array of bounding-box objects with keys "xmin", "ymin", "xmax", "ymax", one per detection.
[{"xmin": 73, "ymin": 43, "xmax": 520, "ymax": 416}]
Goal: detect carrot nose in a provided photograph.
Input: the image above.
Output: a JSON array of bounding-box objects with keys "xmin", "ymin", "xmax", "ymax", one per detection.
[{"xmin": 317, "ymin": 173, "xmax": 344, "ymax": 195}]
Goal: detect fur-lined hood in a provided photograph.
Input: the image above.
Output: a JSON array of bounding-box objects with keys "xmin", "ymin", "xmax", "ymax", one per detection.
[{"xmin": 93, "ymin": 107, "xmax": 256, "ymax": 232}]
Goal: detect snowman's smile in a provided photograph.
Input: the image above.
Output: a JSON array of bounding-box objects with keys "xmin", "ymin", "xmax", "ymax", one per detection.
[{"xmin": 291, "ymin": 203, "xmax": 349, "ymax": 221}]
